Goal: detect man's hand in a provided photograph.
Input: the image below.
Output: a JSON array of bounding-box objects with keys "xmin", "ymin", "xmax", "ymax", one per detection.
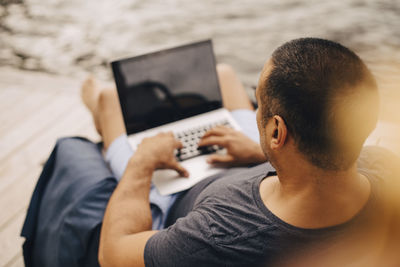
[
  {"xmin": 133, "ymin": 132, "xmax": 189, "ymax": 177},
  {"xmin": 198, "ymin": 126, "xmax": 267, "ymax": 166}
]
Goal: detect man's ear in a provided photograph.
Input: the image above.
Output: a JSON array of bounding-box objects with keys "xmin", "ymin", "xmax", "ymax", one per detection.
[{"xmin": 270, "ymin": 115, "xmax": 287, "ymax": 150}]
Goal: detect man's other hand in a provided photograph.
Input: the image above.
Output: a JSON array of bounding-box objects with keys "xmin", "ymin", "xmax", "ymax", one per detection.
[
  {"xmin": 134, "ymin": 132, "xmax": 189, "ymax": 177},
  {"xmin": 198, "ymin": 126, "xmax": 267, "ymax": 166}
]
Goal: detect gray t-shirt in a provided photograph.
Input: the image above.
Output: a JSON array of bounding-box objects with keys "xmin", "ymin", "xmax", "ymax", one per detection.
[{"xmin": 144, "ymin": 146, "xmax": 394, "ymax": 266}]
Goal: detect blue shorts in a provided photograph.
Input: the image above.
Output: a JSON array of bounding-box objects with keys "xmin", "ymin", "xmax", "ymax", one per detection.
[{"xmin": 105, "ymin": 109, "xmax": 258, "ymax": 229}]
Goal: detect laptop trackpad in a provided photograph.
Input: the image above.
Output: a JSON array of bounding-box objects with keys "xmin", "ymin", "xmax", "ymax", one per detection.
[{"xmin": 152, "ymin": 155, "xmax": 226, "ymax": 195}]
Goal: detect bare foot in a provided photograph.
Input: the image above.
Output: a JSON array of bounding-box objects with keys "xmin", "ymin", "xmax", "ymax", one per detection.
[{"xmin": 81, "ymin": 76, "xmax": 102, "ymax": 134}]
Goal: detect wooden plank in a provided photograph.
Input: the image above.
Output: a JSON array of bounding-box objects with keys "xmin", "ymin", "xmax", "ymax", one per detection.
[
  {"xmin": 0, "ymin": 69, "xmax": 99, "ymax": 267},
  {"xmin": 0, "ymin": 118, "xmax": 97, "ymax": 266},
  {"xmin": 0, "ymin": 126, "xmax": 94, "ymax": 267},
  {"xmin": 0, "ymin": 67, "xmax": 82, "ymax": 95},
  {"xmin": 0, "ymin": 97, "xmax": 96, "ymax": 181},
  {"xmin": 0, "ymin": 87, "xmax": 60, "ymax": 135},
  {"xmin": 0, "ymin": 119, "xmax": 97, "ymax": 267},
  {"xmin": 0, "ymin": 128, "xmax": 97, "ymax": 265},
  {"xmin": 0, "ymin": 66, "xmax": 83, "ymax": 134},
  {"xmin": 0, "ymin": 103, "xmax": 95, "ymax": 193},
  {"xmin": 0, "ymin": 166, "xmax": 42, "ymax": 230},
  {"xmin": 0, "ymin": 211, "xmax": 25, "ymax": 267},
  {"xmin": 0, "ymin": 92, "xmax": 77, "ymax": 162},
  {"xmin": 5, "ymin": 251, "xmax": 24, "ymax": 267},
  {"xmin": 0, "ymin": 88, "xmax": 28, "ymax": 118},
  {"xmin": 5, "ymin": 252, "xmax": 24, "ymax": 267},
  {"xmin": 0, "ymin": 106, "xmax": 96, "ymax": 229}
]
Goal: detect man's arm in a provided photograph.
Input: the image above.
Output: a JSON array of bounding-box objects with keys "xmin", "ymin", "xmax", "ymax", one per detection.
[
  {"xmin": 198, "ymin": 126, "xmax": 267, "ymax": 166},
  {"xmin": 99, "ymin": 133, "xmax": 188, "ymax": 267}
]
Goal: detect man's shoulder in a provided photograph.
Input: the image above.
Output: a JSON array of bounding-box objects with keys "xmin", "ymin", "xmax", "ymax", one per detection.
[
  {"xmin": 194, "ymin": 162, "xmax": 275, "ymax": 202},
  {"xmin": 192, "ymin": 162, "xmax": 274, "ymax": 216},
  {"xmin": 190, "ymin": 162, "xmax": 277, "ymax": 242}
]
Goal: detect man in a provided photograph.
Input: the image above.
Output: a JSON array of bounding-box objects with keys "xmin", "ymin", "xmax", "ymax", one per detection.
[
  {"xmin": 98, "ymin": 37, "xmax": 380, "ymax": 266},
  {"xmin": 22, "ymin": 38, "xmax": 385, "ymax": 267}
]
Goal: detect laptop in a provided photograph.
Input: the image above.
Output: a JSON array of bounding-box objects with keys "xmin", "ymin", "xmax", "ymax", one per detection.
[{"xmin": 111, "ymin": 40, "xmax": 241, "ymax": 195}]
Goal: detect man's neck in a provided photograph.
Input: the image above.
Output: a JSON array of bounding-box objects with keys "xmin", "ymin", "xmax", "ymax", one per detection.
[{"xmin": 260, "ymin": 160, "xmax": 371, "ymax": 229}]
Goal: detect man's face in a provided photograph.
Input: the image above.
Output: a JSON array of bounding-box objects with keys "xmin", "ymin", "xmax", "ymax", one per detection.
[{"xmin": 256, "ymin": 60, "xmax": 274, "ymax": 160}]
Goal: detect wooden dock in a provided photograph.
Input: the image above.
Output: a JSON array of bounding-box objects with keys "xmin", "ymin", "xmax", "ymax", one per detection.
[
  {"xmin": 0, "ymin": 64, "xmax": 399, "ymax": 267},
  {"xmin": 0, "ymin": 67, "xmax": 99, "ymax": 266}
]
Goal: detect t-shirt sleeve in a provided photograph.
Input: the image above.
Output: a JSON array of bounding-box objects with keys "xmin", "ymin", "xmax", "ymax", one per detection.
[{"xmin": 144, "ymin": 209, "xmax": 222, "ymax": 267}]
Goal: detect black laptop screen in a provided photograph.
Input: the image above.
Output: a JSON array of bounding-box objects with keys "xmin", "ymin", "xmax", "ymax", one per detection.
[{"xmin": 111, "ymin": 40, "xmax": 222, "ymax": 135}]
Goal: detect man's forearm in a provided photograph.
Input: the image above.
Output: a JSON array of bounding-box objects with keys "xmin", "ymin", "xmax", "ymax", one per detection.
[
  {"xmin": 99, "ymin": 153, "xmax": 155, "ymax": 266},
  {"xmin": 98, "ymin": 132, "xmax": 186, "ymax": 267}
]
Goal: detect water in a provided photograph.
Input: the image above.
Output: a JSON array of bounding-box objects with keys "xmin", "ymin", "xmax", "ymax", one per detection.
[{"xmin": 0, "ymin": 0, "xmax": 399, "ymax": 86}]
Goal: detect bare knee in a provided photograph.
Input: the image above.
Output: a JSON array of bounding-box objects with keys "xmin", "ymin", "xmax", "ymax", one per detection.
[
  {"xmin": 216, "ymin": 63, "xmax": 254, "ymax": 111},
  {"xmin": 216, "ymin": 63, "xmax": 236, "ymax": 78},
  {"xmin": 97, "ymin": 88, "xmax": 119, "ymax": 113}
]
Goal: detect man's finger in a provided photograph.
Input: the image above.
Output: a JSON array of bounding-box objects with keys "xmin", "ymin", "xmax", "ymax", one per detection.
[
  {"xmin": 206, "ymin": 154, "xmax": 234, "ymax": 164},
  {"xmin": 202, "ymin": 126, "xmax": 229, "ymax": 138},
  {"xmin": 174, "ymin": 139, "xmax": 184, "ymax": 149},
  {"xmin": 198, "ymin": 136, "xmax": 228, "ymax": 147},
  {"xmin": 171, "ymin": 161, "xmax": 189, "ymax": 177}
]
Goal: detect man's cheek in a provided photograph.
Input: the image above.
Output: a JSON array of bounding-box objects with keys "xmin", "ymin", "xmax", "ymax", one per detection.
[
  {"xmin": 259, "ymin": 134, "xmax": 266, "ymax": 155},
  {"xmin": 256, "ymin": 108, "xmax": 261, "ymax": 130}
]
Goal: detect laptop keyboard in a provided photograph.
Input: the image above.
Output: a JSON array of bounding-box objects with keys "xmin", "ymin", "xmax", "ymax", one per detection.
[{"xmin": 175, "ymin": 119, "xmax": 232, "ymax": 161}]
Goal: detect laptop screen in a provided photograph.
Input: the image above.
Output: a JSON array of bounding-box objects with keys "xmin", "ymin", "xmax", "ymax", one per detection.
[{"xmin": 111, "ymin": 40, "xmax": 222, "ymax": 135}]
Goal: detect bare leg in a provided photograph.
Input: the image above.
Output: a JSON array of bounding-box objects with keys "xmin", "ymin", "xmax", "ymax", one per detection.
[
  {"xmin": 216, "ymin": 64, "xmax": 254, "ymax": 111},
  {"xmin": 81, "ymin": 77, "xmax": 102, "ymax": 134},
  {"xmin": 81, "ymin": 77, "xmax": 126, "ymax": 149}
]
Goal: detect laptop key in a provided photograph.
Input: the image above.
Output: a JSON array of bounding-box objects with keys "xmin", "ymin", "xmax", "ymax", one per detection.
[{"xmin": 175, "ymin": 120, "xmax": 233, "ymax": 161}]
